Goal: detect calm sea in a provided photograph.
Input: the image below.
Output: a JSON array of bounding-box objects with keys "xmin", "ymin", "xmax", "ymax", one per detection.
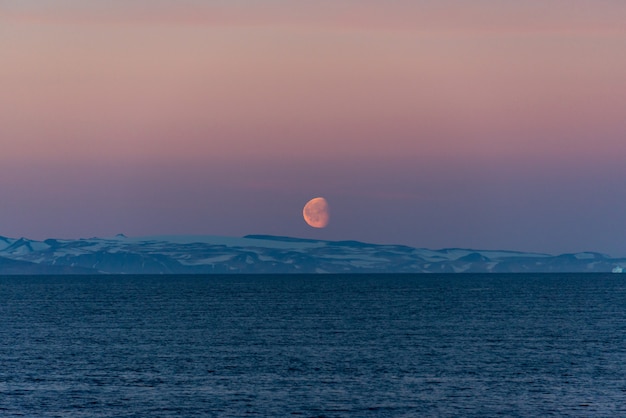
[{"xmin": 1, "ymin": 274, "xmax": 625, "ymax": 417}]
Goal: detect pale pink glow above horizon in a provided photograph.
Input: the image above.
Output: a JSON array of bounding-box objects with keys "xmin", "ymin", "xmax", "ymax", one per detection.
[{"xmin": 1, "ymin": 1, "xmax": 626, "ymax": 255}]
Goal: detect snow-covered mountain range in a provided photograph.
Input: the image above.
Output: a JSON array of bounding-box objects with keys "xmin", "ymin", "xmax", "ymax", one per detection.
[{"xmin": 0, "ymin": 234, "xmax": 624, "ymax": 274}]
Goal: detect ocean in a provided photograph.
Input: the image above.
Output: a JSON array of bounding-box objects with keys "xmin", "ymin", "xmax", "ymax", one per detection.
[{"xmin": 1, "ymin": 274, "xmax": 625, "ymax": 416}]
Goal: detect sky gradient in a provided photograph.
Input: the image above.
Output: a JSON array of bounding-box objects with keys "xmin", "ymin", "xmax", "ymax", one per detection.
[{"xmin": 2, "ymin": 1, "xmax": 626, "ymax": 255}]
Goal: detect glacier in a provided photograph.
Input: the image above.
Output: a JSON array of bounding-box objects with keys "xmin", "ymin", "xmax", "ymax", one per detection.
[{"xmin": 0, "ymin": 234, "xmax": 624, "ymax": 274}]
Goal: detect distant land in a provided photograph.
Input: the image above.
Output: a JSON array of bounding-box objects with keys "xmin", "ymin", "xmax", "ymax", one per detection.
[{"xmin": 0, "ymin": 234, "xmax": 625, "ymax": 274}]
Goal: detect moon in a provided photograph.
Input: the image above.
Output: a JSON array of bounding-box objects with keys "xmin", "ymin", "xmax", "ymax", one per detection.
[{"xmin": 303, "ymin": 197, "xmax": 330, "ymax": 228}]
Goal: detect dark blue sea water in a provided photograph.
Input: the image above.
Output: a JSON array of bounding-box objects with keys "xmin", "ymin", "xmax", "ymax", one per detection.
[{"xmin": 1, "ymin": 274, "xmax": 626, "ymax": 417}]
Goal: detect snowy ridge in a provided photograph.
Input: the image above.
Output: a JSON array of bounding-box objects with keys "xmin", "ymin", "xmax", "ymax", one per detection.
[{"xmin": 0, "ymin": 234, "xmax": 623, "ymax": 274}]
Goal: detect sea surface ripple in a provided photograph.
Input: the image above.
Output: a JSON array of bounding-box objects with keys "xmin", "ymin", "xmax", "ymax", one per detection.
[{"xmin": 1, "ymin": 274, "xmax": 625, "ymax": 416}]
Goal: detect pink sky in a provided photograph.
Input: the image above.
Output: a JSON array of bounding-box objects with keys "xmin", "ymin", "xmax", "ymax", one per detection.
[{"xmin": 1, "ymin": 1, "xmax": 626, "ymax": 254}]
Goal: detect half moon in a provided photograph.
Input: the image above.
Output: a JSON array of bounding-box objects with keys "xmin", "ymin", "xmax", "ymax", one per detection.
[{"xmin": 303, "ymin": 197, "xmax": 330, "ymax": 228}]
